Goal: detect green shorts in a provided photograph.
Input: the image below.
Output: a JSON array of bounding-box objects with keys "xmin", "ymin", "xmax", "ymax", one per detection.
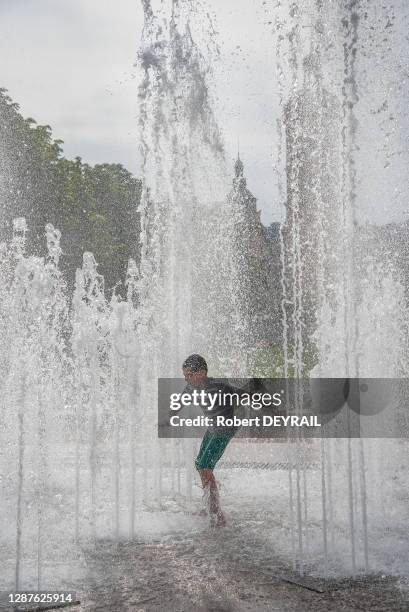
[{"xmin": 195, "ymin": 430, "xmax": 235, "ymax": 471}]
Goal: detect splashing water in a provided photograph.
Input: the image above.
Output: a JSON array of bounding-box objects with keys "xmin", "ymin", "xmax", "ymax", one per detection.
[
  {"xmin": 0, "ymin": 0, "xmax": 409, "ymax": 595},
  {"xmin": 274, "ymin": 0, "xmax": 409, "ymax": 577}
]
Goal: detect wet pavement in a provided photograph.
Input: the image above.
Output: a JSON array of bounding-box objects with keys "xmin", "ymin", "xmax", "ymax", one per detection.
[{"xmin": 71, "ymin": 527, "xmax": 409, "ymax": 612}]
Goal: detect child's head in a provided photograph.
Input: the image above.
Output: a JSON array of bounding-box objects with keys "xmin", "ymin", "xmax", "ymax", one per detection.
[{"xmin": 182, "ymin": 354, "xmax": 208, "ymax": 385}]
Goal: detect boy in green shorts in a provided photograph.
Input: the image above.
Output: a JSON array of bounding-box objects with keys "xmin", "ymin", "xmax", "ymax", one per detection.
[{"xmin": 182, "ymin": 354, "xmax": 238, "ymax": 527}]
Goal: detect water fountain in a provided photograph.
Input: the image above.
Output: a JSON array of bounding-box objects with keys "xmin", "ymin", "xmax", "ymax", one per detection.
[
  {"xmin": 275, "ymin": 0, "xmax": 409, "ymax": 577},
  {"xmin": 0, "ymin": 0, "xmax": 408, "ymax": 598}
]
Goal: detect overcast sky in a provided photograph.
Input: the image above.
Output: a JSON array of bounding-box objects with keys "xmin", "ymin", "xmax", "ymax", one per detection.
[
  {"xmin": 0, "ymin": 1, "xmax": 407, "ymax": 225},
  {"xmin": 0, "ymin": 0, "xmax": 281, "ymax": 223}
]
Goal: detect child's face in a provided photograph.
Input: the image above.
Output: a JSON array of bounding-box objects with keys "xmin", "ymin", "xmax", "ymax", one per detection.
[{"xmin": 183, "ymin": 367, "xmax": 207, "ymax": 387}]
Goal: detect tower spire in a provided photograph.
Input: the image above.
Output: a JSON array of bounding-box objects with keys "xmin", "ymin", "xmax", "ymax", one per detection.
[
  {"xmin": 228, "ymin": 150, "xmax": 257, "ymax": 214},
  {"xmin": 234, "ymin": 139, "xmax": 244, "ymax": 179}
]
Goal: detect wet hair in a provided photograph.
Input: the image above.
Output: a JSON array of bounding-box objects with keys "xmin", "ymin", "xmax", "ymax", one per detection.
[{"xmin": 182, "ymin": 354, "xmax": 208, "ymax": 372}]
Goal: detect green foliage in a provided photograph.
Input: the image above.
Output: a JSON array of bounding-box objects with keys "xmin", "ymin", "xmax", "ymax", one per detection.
[
  {"xmin": 247, "ymin": 343, "xmax": 318, "ymax": 378},
  {"xmin": 0, "ymin": 89, "xmax": 142, "ymax": 293}
]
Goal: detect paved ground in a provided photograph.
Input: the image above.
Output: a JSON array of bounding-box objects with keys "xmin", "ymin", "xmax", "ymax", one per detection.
[
  {"xmin": 70, "ymin": 526, "xmax": 409, "ymax": 612},
  {"xmin": 2, "ymin": 459, "xmax": 408, "ymax": 612}
]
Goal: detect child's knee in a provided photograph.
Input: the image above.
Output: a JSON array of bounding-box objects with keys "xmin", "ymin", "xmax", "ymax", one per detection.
[{"xmin": 198, "ymin": 467, "xmax": 213, "ymax": 486}]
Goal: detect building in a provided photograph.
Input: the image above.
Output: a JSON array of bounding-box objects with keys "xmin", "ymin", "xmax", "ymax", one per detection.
[{"xmin": 226, "ymin": 155, "xmax": 282, "ymax": 352}]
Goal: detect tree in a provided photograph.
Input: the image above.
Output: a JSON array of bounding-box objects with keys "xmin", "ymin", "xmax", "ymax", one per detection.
[{"xmin": 0, "ymin": 89, "xmax": 142, "ymax": 294}]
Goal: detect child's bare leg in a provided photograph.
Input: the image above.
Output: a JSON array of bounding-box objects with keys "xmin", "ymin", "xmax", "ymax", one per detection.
[
  {"xmin": 198, "ymin": 468, "xmax": 225, "ymax": 525},
  {"xmin": 199, "ymin": 468, "xmax": 219, "ymax": 512}
]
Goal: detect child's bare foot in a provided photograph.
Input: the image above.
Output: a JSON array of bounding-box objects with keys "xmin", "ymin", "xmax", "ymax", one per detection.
[{"xmin": 210, "ymin": 511, "xmax": 226, "ymax": 527}]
